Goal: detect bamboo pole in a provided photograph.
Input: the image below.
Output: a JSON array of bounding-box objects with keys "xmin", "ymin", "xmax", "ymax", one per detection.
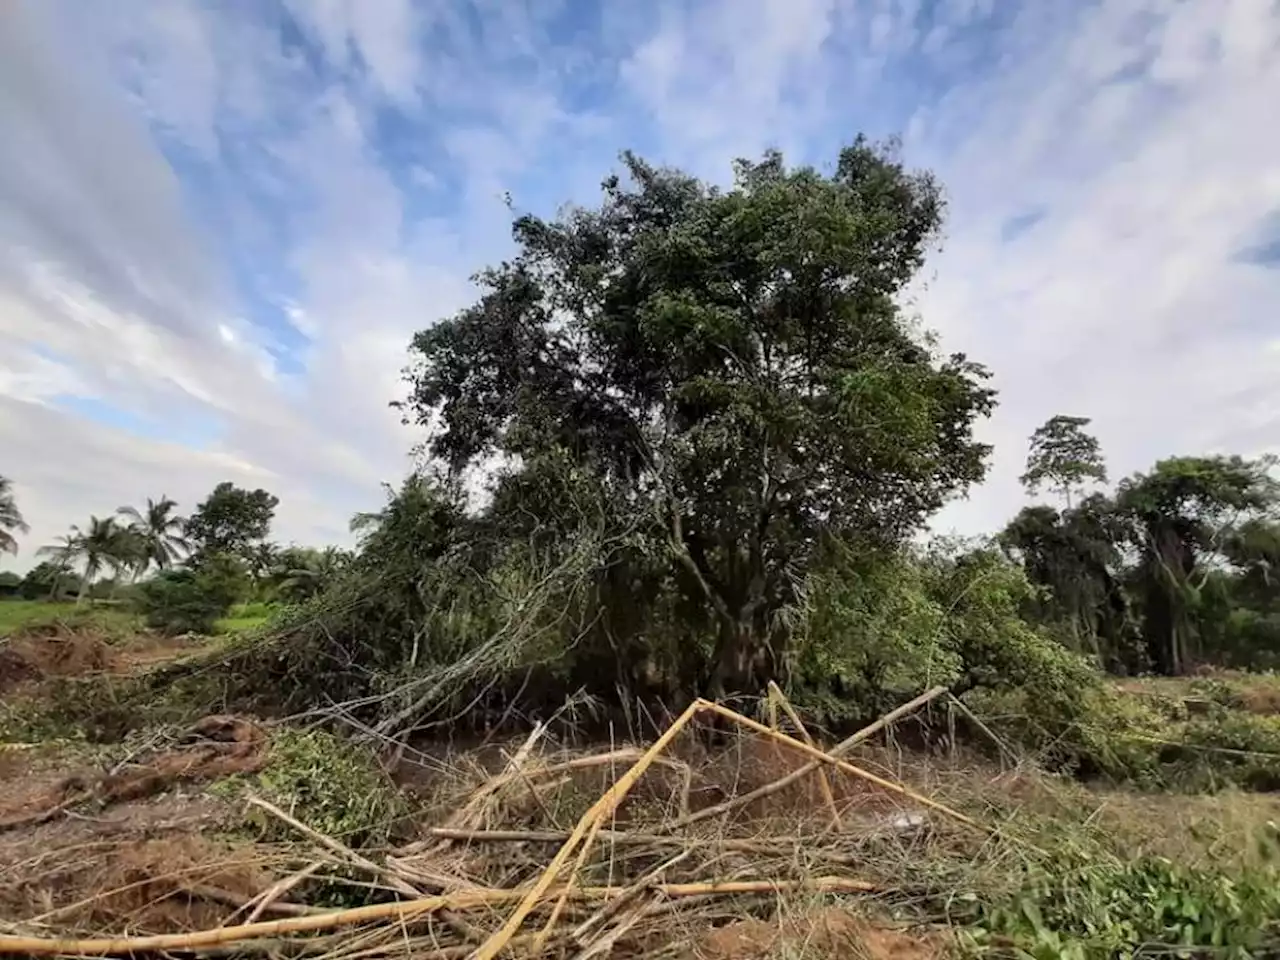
[
  {"xmin": 676, "ymin": 685, "xmax": 948, "ymax": 828},
  {"xmin": 0, "ymin": 878, "xmax": 876, "ymax": 956},
  {"xmin": 470, "ymin": 697, "xmax": 704, "ymax": 960},
  {"xmin": 698, "ymin": 700, "xmax": 985, "ymax": 833},
  {"xmin": 767, "ymin": 681, "xmax": 841, "ymax": 829}
]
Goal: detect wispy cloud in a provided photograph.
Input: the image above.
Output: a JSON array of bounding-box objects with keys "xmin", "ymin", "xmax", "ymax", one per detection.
[{"xmin": 2, "ymin": 0, "xmax": 1277, "ymax": 567}]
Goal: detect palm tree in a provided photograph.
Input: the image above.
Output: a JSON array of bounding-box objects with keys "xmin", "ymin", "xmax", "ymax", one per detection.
[
  {"xmin": 56, "ymin": 516, "xmax": 132, "ymax": 604},
  {"xmin": 0, "ymin": 475, "xmax": 30, "ymax": 555},
  {"xmin": 117, "ymin": 495, "xmax": 190, "ymax": 574},
  {"xmin": 35, "ymin": 533, "xmax": 79, "ymax": 599},
  {"xmin": 278, "ymin": 546, "xmax": 350, "ymax": 602}
]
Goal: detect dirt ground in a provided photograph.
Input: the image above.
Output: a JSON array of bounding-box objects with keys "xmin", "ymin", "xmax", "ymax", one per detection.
[{"xmin": 0, "ymin": 623, "xmax": 207, "ymax": 695}]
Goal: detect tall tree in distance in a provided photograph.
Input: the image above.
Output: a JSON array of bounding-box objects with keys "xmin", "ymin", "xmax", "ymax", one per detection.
[
  {"xmin": 1116, "ymin": 455, "xmax": 1280, "ymax": 675},
  {"xmin": 185, "ymin": 482, "xmax": 278, "ymax": 565},
  {"xmin": 49, "ymin": 516, "xmax": 134, "ymax": 603},
  {"xmin": 117, "ymin": 496, "xmax": 190, "ymax": 572},
  {"xmin": 34, "ymin": 533, "xmax": 79, "ymax": 599},
  {"xmin": 0, "ymin": 475, "xmax": 29, "ymax": 555},
  {"xmin": 1021, "ymin": 415, "xmax": 1108, "ymax": 507},
  {"xmin": 404, "ymin": 141, "xmax": 995, "ymax": 699}
]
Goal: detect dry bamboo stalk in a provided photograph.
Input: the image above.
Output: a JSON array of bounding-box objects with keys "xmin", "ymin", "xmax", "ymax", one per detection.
[
  {"xmin": 569, "ymin": 893, "xmax": 655, "ymax": 960},
  {"xmin": 244, "ymin": 861, "xmax": 326, "ymax": 924},
  {"xmin": 248, "ymin": 797, "xmax": 422, "ymax": 900},
  {"xmin": 699, "ymin": 700, "xmax": 986, "ymax": 833},
  {"xmin": 947, "ymin": 693, "xmax": 1016, "ymax": 764},
  {"xmin": 676, "ymin": 685, "xmax": 948, "ymax": 828},
  {"xmin": 767, "ymin": 681, "xmax": 841, "ymax": 829},
  {"xmin": 469, "ymin": 698, "xmax": 705, "ymax": 960},
  {"xmin": 0, "ymin": 877, "xmax": 876, "ymax": 956},
  {"xmin": 249, "ymin": 796, "xmax": 481, "ymax": 944},
  {"xmin": 570, "ymin": 850, "xmax": 690, "ymax": 946},
  {"xmin": 184, "ymin": 883, "xmax": 321, "ymax": 917}
]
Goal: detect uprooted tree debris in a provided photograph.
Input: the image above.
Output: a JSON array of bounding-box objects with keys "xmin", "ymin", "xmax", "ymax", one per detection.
[{"xmin": 0, "ymin": 690, "xmax": 982, "ymax": 959}]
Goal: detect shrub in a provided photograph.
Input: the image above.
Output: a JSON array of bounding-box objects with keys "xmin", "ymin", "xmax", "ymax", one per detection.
[
  {"xmin": 218, "ymin": 727, "xmax": 406, "ymax": 846},
  {"xmin": 136, "ymin": 555, "xmax": 249, "ymax": 635},
  {"xmin": 975, "ymin": 853, "xmax": 1280, "ymax": 958}
]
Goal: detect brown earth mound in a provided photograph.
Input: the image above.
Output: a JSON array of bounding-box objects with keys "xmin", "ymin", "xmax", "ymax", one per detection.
[
  {"xmin": 0, "ymin": 626, "xmax": 204, "ymax": 695},
  {"xmin": 0, "ymin": 631, "xmax": 115, "ymax": 692},
  {"xmin": 0, "ymin": 715, "xmax": 266, "ymax": 832}
]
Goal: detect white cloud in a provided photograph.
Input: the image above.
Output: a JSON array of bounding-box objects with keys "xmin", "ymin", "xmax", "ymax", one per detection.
[{"xmin": 2, "ymin": 0, "xmax": 1278, "ymax": 575}]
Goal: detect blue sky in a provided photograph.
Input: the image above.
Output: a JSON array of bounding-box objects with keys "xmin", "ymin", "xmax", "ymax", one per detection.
[{"xmin": 2, "ymin": 0, "xmax": 1279, "ymax": 569}]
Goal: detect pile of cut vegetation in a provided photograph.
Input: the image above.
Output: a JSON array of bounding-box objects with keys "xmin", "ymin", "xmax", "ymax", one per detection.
[{"xmin": 4, "ymin": 685, "xmax": 1280, "ymax": 959}]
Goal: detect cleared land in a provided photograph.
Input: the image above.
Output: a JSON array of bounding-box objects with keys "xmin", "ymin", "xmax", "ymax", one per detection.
[{"xmin": 4, "ymin": 614, "xmax": 1280, "ymax": 958}]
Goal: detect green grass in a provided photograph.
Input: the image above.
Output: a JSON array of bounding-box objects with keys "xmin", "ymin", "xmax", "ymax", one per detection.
[
  {"xmin": 213, "ymin": 600, "xmax": 277, "ymax": 635},
  {"xmin": 0, "ymin": 599, "xmax": 142, "ymax": 637}
]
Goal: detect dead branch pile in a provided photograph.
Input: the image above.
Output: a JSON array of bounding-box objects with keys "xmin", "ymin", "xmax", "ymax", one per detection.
[
  {"xmin": 0, "ymin": 689, "xmax": 978, "ymax": 959},
  {"xmin": 0, "ymin": 715, "xmax": 266, "ymax": 833}
]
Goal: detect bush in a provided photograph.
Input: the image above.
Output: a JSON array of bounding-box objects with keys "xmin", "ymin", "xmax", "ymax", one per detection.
[
  {"xmin": 136, "ymin": 555, "xmax": 249, "ymax": 635},
  {"xmin": 218, "ymin": 727, "xmax": 406, "ymax": 846},
  {"xmin": 975, "ymin": 852, "xmax": 1280, "ymax": 958}
]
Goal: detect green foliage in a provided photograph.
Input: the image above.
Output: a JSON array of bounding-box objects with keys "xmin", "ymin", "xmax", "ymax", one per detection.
[
  {"xmin": 185, "ymin": 481, "xmax": 278, "ymax": 565},
  {"xmin": 975, "ymin": 853, "xmax": 1280, "ymax": 958},
  {"xmin": 0, "ymin": 474, "xmax": 29, "ymax": 555},
  {"xmin": 404, "ymin": 142, "xmax": 995, "ymax": 699},
  {"xmin": 136, "ymin": 554, "xmax": 249, "ymax": 635},
  {"xmin": 15, "ymin": 560, "xmax": 80, "ymax": 600},
  {"xmin": 36, "ymin": 515, "xmax": 137, "ymax": 602},
  {"xmin": 0, "ymin": 570, "xmax": 20, "ymax": 597},
  {"xmin": 1116, "ymin": 455, "xmax": 1280, "ymax": 675},
  {"xmin": 1020, "ymin": 415, "xmax": 1108, "ymax": 504},
  {"xmin": 789, "ymin": 543, "xmax": 955, "ymax": 722},
  {"xmin": 271, "ymin": 546, "xmax": 351, "ymax": 603},
  {"xmin": 219, "ymin": 728, "xmax": 406, "ymax": 846},
  {"xmin": 117, "ymin": 495, "xmax": 190, "ymax": 571}
]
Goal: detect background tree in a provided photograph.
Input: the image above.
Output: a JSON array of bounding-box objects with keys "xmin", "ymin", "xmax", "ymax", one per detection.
[
  {"xmin": 117, "ymin": 496, "xmax": 190, "ymax": 572},
  {"xmin": 274, "ymin": 546, "xmax": 351, "ymax": 603},
  {"xmin": 404, "ymin": 141, "xmax": 995, "ymax": 699},
  {"xmin": 34, "ymin": 533, "xmax": 79, "ymax": 599},
  {"xmin": 185, "ymin": 482, "xmax": 278, "ymax": 565},
  {"xmin": 0, "ymin": 475, "xmax": 29, "ymax": 555},
  {"xmin": 1000, "ymin": 496, "xmax": 1135, "ymax": 670},
  {"xmin": 1021, "ymin": 416, "xmax": 1108, "ymax": 506},
  {"xmin": 1115, "ymin": 455, "xmax": 1280, "ymax": 675},
  {"xmin": 18, "ymin": 560, "xmax": 82, "ymax": 601},
  {"xmin": 52, "ymin": 516, "xmax": 133, "ymax": 604}
]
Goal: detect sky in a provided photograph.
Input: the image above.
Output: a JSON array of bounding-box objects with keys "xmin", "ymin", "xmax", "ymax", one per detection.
[{"xmin": 2, "ymin": 0, "xmax": 1279, "ymax": 572}]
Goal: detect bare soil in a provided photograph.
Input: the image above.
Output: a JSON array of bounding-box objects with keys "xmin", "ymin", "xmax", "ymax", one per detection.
[{"xmin": 0, "ymin": 624, "xmax": 206, "ymax": 695}]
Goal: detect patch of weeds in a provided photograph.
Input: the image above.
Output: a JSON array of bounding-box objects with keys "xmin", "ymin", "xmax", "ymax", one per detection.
[
  {"xmin": 213, "ymin": 727, "xmax": 407, "ymax": 848},
  {"xmin": 0, "ymin": 676, "xmax": 139, "ymax": 743},
  {"xmin": 970, "ymin": 846, "xmax": 1280, "ymax": 959}
]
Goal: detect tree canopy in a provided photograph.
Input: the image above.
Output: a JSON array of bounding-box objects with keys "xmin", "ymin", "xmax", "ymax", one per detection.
[
  {"xmin": 118, "ymin": 496, "xmax": 190, "ymax": 571},
  {"xmin": 185, "ymin": 482, "xmax": 278, "ymax": 565},
  {"xmin": 404, "ymin": 142, "xmax": 995, "ymax": 698},
  {"xmin": 0, "ymin": 475, "xmax": 29, "ymax": 555},
  {"xmin": 1021, "ymin": 415, "xmax": 1108, "ymax": 505}
]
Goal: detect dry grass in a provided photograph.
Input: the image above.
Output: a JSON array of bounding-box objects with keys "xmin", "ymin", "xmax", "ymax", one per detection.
[{"xmin": 0, "ymin": 688, "xmax": 1275, "ymax": 958}]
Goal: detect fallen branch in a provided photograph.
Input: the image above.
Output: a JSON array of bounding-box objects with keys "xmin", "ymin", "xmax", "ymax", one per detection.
[{"xmin": 0, "ymin": 877, "xmax": 877, "ymax": 956}]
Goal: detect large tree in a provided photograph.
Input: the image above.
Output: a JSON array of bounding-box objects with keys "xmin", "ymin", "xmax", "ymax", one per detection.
[
  {"xmin": 0, "ymin": 475, "xmax": 29, "ymax": 555},
  {"xmin": 118, "ymin": 495, "xmax": 191, "ymax": 572},
  {"xmin": 1021, "ymin": 415, "xmax": 1108, "ymax": 507},
  {"xmin": 403, "ymin": 142, "xmax": 995, "ymax": 698},
  {"xmin": 1000, "ymin": 496, "xmax": 1134, "ymax": 670},
  {"xmin": 185, "ymin": 482, "xmax": 278, "ymax": 564},
  {"xmin": 1116, "ymin": 455, "xmax": 1280, "ymax": 674}
]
